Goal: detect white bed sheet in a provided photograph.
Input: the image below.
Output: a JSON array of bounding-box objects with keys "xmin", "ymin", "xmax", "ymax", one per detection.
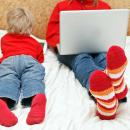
[{"xmin": 0, "ymin": 37, "xmax": 130, "ymax": 130}]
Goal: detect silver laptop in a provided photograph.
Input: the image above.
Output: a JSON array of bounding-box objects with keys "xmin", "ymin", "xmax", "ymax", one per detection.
[{"xmin": 58, "ymin": 9, "xmax": 129, "ymax": 55}]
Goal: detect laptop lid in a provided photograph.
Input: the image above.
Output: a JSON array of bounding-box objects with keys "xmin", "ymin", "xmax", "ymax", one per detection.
[{"xmin": 59, "ymin": 9, "xmax": 129, "ymax": 55}]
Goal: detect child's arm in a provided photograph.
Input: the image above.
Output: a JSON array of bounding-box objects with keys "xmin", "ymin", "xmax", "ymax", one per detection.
[
  {"xmin": 0, "ymin": 37, "xmax": 5, "ymax": 63},
  {"xmin": 37, "ymin": 44, "xmax": 44, "ymax": 63},
  {"xmin": 46, "ymin": 3, "xmax": 60, "ymax": 48}
]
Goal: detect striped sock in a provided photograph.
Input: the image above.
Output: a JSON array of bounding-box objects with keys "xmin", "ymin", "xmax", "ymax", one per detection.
[
  {"xmin": 89, "ymin": 70, "xmax": 118, "ymax": 120},
  {"xmin": 106, "ymin": 46, "xmax": 128, "ymax": 100}
]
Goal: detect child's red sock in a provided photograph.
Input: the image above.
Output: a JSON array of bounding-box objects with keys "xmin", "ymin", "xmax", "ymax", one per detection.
[
  {"xmin": 89, "ymin": 70, "xmax": 118, "ymax": 120},
  {"xmin": 26, "ymin": 94, "xmax": 46, "ymax": 125},
  {"xmin": 106, "ymin": 46, "xmax": 128, "ymax": 100},
  {"xmin": 0, "ymin": 99, "xmax": 18, "ymax": 127}
]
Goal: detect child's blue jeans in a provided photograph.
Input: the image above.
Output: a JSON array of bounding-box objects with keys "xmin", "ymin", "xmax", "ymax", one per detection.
[
  {"xmin": 58, "ymin": 53, "xmax": 106, "ymax": 90},
  {"xmin": 0, "ymin": 55, "xmax": 45, "ymax": 107}
]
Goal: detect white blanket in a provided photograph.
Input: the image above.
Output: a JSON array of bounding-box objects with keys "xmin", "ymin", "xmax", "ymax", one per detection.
[{"xmin": 0, "ymin": 37, "xmax": 130, "ymax": 130}]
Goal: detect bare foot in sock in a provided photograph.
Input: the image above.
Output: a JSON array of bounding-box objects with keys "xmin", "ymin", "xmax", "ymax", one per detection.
[
  {"xmin": 0, "ymin": 99, "xmax": 18, "ymax": 127},
  {"xmin": 26, "ymin": 94, "xmax": 46, "ymax": 125}
]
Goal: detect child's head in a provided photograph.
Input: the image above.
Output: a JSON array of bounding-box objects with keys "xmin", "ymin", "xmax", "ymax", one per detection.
[
  {"xmin": 68, "ymin": 0, "xmax": 98, "ymax": 6},
  {"xmin": 7, "ymin": 8, "xmax": 34, "ymax": 35}
]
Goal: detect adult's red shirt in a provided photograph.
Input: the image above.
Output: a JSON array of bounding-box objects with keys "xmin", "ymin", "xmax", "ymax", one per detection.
[{"xmin": 46, "ymin": 0, "xmax": 111, "ymax": 48}]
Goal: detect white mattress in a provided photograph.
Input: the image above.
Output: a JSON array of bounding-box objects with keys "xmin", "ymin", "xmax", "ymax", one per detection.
[{"xmin": 1, "ymin": 37, "xmax": 130, "ymax": 130}]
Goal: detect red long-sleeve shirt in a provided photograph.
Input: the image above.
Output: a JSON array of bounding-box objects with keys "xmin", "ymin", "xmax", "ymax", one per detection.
[
  {"xmin": 0, "ymin": 34, "xmax": 44, "ymax": 63},
  {"xmin": 46, "ymin": 0, "xmax": 111, "ymax": 48}
]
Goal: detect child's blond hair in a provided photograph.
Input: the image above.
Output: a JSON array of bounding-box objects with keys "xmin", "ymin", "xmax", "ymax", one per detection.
[{"xmin": 7, "ymin": 8, "xmax": 34, "ymax": 35}]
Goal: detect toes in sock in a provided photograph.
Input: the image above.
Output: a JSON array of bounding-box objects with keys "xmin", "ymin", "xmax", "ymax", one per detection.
[
  {"xmin": 26, "ymin": 94, "xmax": 46, "ymax": 125},
  {"xmin": 0, "ymin": 99, "xmax": 18, "ymax": 127},
  {"xmin": 89, "ymin": 70, "xmax": 118, "ymax": 120},
  {"xmin": 106, "ymin": 46, "xmax": 128, "ymax": 100}
]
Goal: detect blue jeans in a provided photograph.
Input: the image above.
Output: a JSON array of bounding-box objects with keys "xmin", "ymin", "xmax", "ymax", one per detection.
[
  {"xmin": 58, "ymin": 53, "xmax": 106, "ymax": 90},
  {"xmin": 0, "ymin": 55, "xmax": 45, "ymax": 107}
]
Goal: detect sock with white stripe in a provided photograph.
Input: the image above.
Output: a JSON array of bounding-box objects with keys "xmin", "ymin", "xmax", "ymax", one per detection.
[
  {"xmin": 89, "ymin": 70, "xmax": 118, "ymax": 120},
  {"xmin": 106, "ymin": 46, "xmax": 128, "ymax": 100}
]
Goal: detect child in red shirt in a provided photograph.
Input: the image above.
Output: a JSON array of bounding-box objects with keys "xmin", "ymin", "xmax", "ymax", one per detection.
[
  {"xmin": 46, "ymin": 0, "xmax": 128, "ymax": 120},
  {"xmin": 0, "ymin": 8, "xmax": 46, "ymax": 127}
]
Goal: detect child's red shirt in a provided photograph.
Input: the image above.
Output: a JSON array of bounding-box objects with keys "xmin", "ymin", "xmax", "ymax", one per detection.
[{"xmin": 0, "ymin": 34, "xmax": 44, "ymax": 63}]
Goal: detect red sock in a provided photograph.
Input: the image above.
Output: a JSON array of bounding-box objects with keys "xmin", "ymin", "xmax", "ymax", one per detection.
[
  {"xmin": 106, "ymin": 46, "xmax": 128, "ymax": 100},
  {"xmin": 26, "ymin": 94, "xmax": 46, "ymax": 125},
  {"xmin": 0, "ymin": 99, "xmax": 18, "ymax": 127},
  {"xmin": 89, "ymin": 70, "xmax": 118, "ymax": 120}
]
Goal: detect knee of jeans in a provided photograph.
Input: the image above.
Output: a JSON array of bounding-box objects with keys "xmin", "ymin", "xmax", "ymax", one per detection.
[
  {"xmin": 74, "ymin": 53, "xmax": 91, "ymax": 62},
  {"xmin": 73, "ymin": 53, "xmax": 92, "ymax": 67},
  {"xmin": 72, "ymin": 54, "xmax": 90, "ymax": 74}
]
